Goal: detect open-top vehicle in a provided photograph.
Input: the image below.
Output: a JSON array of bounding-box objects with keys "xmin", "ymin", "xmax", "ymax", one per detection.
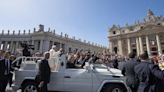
[{"xmin": 12, "ymin": 55, "xmax": 129, "ymax": 92}]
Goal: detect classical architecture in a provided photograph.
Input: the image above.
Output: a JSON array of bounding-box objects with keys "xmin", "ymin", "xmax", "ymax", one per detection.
[
  {"xmin": 108, "ymin": 9, "xmax": 164, "ymax": 57},
  {"xmin": 0, "ymin": 24, "xmax": 106, "ymax": 54}
]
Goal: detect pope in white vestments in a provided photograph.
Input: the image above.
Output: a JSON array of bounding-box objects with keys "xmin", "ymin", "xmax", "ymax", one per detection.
[{"xmin": 49, "ymin": 45, "xmax": 59, "ymax": 71}]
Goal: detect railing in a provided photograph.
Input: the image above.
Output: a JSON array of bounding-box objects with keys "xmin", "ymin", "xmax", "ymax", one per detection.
[
  {"xmin": 12, "ymin": 56, "xmax": 43, "ymax": 70},
  {"xmin": 12, "ymin": 56, "xmax": 61, "ymax": 71}
]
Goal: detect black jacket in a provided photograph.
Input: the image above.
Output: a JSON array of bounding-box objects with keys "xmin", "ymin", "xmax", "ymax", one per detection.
[
  {"xmin": 0, "ymin": 59, "xmax": 13, "ymax": 78},
  {"xmin": 113, "ymin": 59, "xmax": 118, "ymax": 69},
  {"xmin": 0, "ymin": 59, "xmax": 5, "ymax": 79},
  {"xmin": 134, "ymin": 61, "xmax": 164, "ymax": 92},
  {"xmin": 37, "ymin": 59, "xmax": 51, "ymax": 83},
  {"xmin": 122, "ymin": 59, "xmax": 139, "ymax": 87}
]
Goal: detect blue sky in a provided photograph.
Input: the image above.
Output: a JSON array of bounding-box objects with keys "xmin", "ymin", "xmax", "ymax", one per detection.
[{"xmin": 0, "ymin": 0, "xmax": 164, "ymax": 47}]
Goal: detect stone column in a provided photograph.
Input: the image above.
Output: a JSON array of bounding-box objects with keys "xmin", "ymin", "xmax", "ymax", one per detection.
[
  {"xmin": 118, "ymin": 39, "xmax": 123, "ymax": 55},
  {"xmin": 39, "ymin": 40, "xmax": 43, "ymax": 53},
  {"xmin": 15, "ymin": 41, "xmax": 19, "ymax": 49},
  {"xmin": 31, "ymin": 40, "xmax": 35, "ymax": 51},
  {"xmin": 156, "ymin": 34, "xmax": 162, "ymax": 55},
  {"xmin": 139, "ymin": 37, "xmax": 144, "ymax": 54},
  {"xmin": 146, "ymin": 36, "xmax": 151, "ymax": 56},
  {"xmin": 127, "ymin": 38, "xmax": 131, "ymax": 54},
  {"xmin": 42, "ymin": 40, "xmax": 50, "ymax": 52},
  {"xmin": 12, "ymin": 42, "xmax": 16, "ymax": 54},
  {"xmin": 60, "ymin": 43, "xmax": 62, "ymax": 49},
  {"xmin": 32, "ymin": 40, "xmax": 34, "ymax": 45},
  {"xmin": 109, "ymin": 41, "xmax": 113, "ymax": 53},
  {"xmin": 10, "ymin": 41, "xmax": 13, "ymax": 52},
  {"xmin": 34, "ymin": 41, "xmax": 38, "ymax": 52},
  {"xmin": 3, "ymin": 41, "xmax": 8, "ymax": 50},
  {"xmin": 136, "ymin": 38, "xmax": 140, "ymax": 56}
]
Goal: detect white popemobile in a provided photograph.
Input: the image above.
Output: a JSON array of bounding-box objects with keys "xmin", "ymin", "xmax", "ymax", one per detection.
[{"xmin": 12, "ymin": 54, "xmax": 129, "ymax": 92}]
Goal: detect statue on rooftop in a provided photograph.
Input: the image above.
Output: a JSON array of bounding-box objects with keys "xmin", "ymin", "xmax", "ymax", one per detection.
[
  {"xmin": 147, "ymin": 9, "xmax": 154, "ymax": 16},
  {"xmin": 38, "ymin": 24, "xmax": 44, "ymax": 32},
  {"xmin": 145, "ymin": 9, "xmax": 156, "ymax": 22}
]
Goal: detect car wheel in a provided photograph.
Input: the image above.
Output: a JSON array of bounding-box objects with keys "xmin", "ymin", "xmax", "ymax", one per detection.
[
  {"xmin": 103, "ymin": 84, "xmax": 126, "ymax": 92},
  {"xmin": 22, "ymin": 81, "xmax": 37, "ymax": 92}
]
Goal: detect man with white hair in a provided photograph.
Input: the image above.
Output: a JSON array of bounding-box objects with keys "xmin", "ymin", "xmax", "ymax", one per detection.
[
  {"xmin": 49, "ymin": 45, "xmax": 58, "ymax": 57},
  {"xmin": 49, "ymin": 45, "xmax": 59, "ymax": 71}
]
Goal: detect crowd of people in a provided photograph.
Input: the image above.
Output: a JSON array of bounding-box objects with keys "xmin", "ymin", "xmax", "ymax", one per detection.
[
  {"xmin": 34, "ymin": 45, "xmax": 118, "ymax": 70},
  {"xmin": 1, "ymin": 44, "xmax": 164, "ymax": 92},
  {"xmin": 121, "ymin": 52, "xmax": 164, "ymax": 92}
]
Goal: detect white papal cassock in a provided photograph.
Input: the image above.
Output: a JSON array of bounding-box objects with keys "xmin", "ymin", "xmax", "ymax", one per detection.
[{"xmin": 49, "ymin": 48, "xmax": 59, "ymax": 71}]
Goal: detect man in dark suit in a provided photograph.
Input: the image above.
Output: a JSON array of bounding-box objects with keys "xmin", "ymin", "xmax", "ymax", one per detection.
[
  {"xmin": 122, "ymin": 52, "xmax": 139, "ymax": 92},
  {"xmin": 36, "ymin": 52, "xmax": 51, "ymax": 92},
  {"xmin": 134, "ymin": 52, "xmax": 164, "ymax": 92},
  {"xmin": 0, "ymin": 52, "xmax": 5, "ymax": 92},
  {"xmin": 0, "ymin": 51, "xmax": 11, "ymax": 92}
]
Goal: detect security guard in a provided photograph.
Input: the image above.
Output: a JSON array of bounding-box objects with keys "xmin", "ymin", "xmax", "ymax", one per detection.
[
  {"xmin": 122, "ymin": 52, "xmax": 139, "ymax": 92},
  {"xmin": 134, "ymin": 52, "xmax": 164, "ymax": 92}
]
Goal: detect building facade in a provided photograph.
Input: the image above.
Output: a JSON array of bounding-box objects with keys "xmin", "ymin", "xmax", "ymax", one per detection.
[
  {"xmin": 108, "ymin": 10, "xmax": 164, "ymax": 57},
  {"xmin": 0, "ymin": 24, "xmax": 106, "ymax": 54}
]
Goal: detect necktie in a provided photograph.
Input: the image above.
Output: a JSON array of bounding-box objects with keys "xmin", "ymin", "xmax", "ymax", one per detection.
[
  {"xmin": 5, "ymin": 60, "xmax": 10, "ymax": 75},
  {"xmin": 7, "ymin": 60, "xmax": 10, "ymax": 74}
]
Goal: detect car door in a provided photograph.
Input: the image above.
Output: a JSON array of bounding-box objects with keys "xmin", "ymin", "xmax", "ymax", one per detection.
[
  {"xmin": 64, "ymin": 69, "xmax": 92, "ymax": 92},
  {"xmin": 48, "ymin": 71, "xmax": 64, "ymax": 91},
  {"xmin": 47, "ymin": 56, "xmax": 65, "ymax": 91}
]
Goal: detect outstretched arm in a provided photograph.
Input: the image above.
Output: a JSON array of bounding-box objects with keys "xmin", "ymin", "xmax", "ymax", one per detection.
[{"xmin": 150, "ymin": 64, "xmax": 164, "ymax": 80}]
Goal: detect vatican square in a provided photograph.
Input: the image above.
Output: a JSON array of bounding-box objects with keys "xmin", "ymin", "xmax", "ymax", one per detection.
[{"xmin": 0, "ymin": 0, "xmax": 164, "ymax": 92}]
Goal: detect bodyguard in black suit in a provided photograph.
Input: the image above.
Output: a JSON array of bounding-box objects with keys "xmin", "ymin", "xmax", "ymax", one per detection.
[
  {"xmin": 36, "ymin": 52, "xmax": 51, "ymax": 92},
  {"xmin": 0, "ymin": 51, "xmax": 11, "ymax": 92},
  {"xmin": 122, "ymin": 52, "xmax": 139, "ymax": 92},
  {"xmin": 0, "ymin": 57, "xmax": 6, "ymax": 92},
  {"xmin": 0, "ymin": 50, "xmax": 5, "ymax": 91},
  {"xmin": 134, "ymin": 52, "xmax": 164, "ymax": 92}
]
